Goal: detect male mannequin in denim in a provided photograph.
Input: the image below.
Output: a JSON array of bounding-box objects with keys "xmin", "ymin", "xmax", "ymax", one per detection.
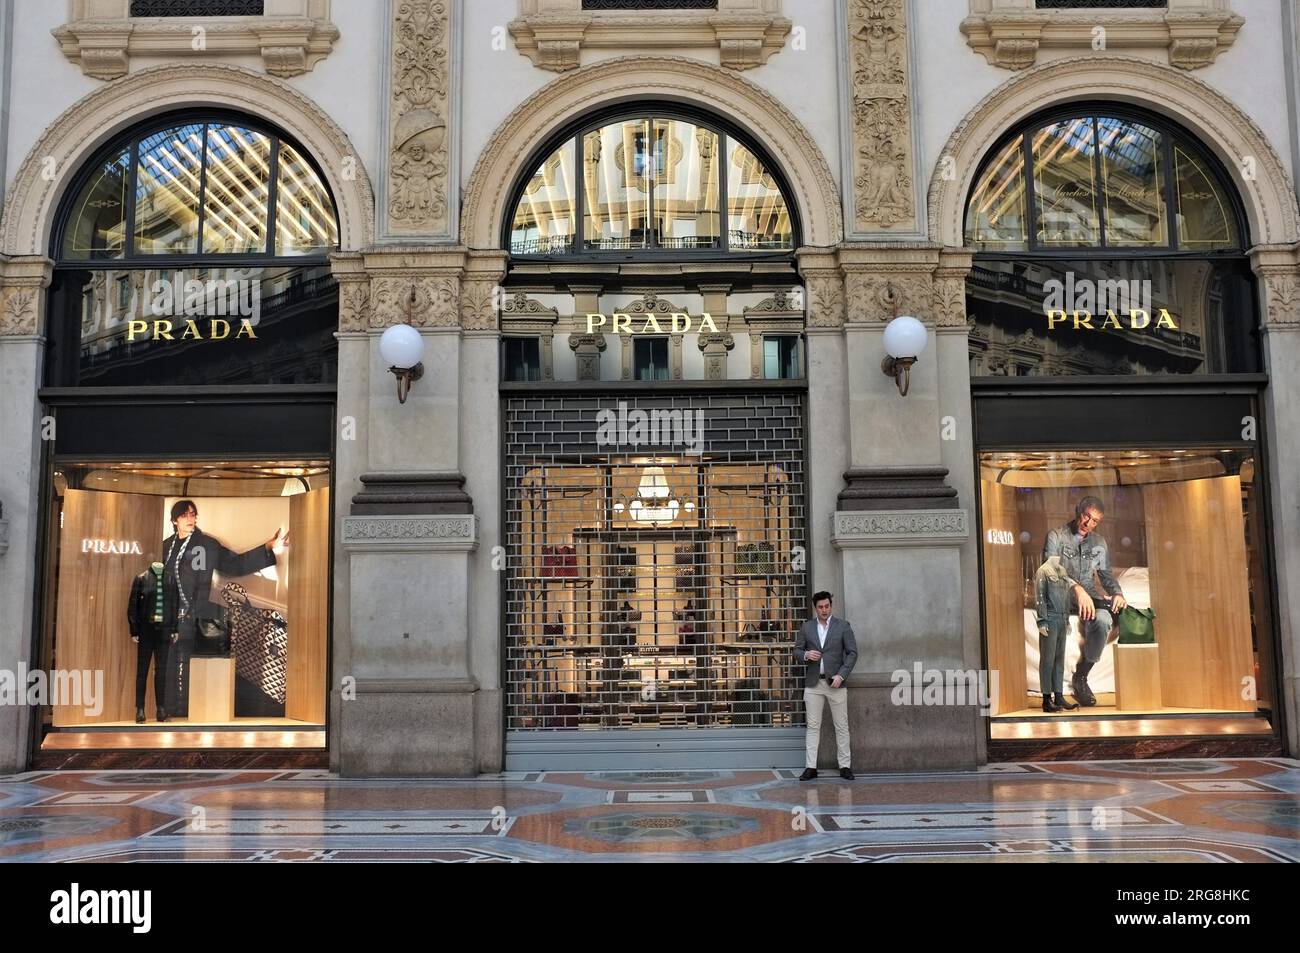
[
  {"xmin": 1042, "ymin": 495, "xmax": 1127, "ymax": 706},
  {"xmin": 1034, "ymin": 555, "xmax": 1079, "ymax": 713}
]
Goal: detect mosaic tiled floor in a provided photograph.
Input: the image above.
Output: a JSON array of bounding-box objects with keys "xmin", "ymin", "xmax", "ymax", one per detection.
[{"xmin": 0, "ymin": 758, "xmax": 1297, "ymax": 862}]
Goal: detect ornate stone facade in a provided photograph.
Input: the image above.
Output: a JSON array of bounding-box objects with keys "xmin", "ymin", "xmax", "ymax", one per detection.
[
  {"xmin": 846, "ymin": 0, "xmax": 915, "ymax": 232},
  {"xmin": 387, "ymin": 0, "xmax": 453, "ymax": 236}
]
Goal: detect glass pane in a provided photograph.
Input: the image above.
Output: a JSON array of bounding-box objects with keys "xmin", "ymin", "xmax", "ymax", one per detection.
[
  {"xmin": 1032, "ymin": 118, "xmax": 1100, "ymax": 246},
  {"xmin": 510, "ymin": 141, "xmax": 576, "ymax": 255},
  {"xmin": 1175, "ymin": 146, "xmax": 1238, "ymax": 248},
  {"xmin": 652, "ymin": 119, "xmax": 720, "ymax": 250},
  {"xmin": 583, "ymin": 121, "xmax": 650, "ymax": 250},
  {"xmin": 763, "ymin": 337, "xmax": 780, "ymax": 379},
  {"xmin": 634, "ymin": 338, "xmax": 669, "ymax": 380},
  {"xmin": 966, "ymin": 137, "xmax": 1028, "ymax": 250},
  {"xmin": 203, "ymin": 125, "xmax": 271, "ymax": 254},
  {"xmin": 134, "ymin": 124, "xmax": 204, "ymax": 254},
  {"xmin": 62, "ymin": 148, "xmax": 130, "ymax": 260},
  {"xmin": 726, "ymin": 139, "xmax": 793, "ymax": 250},
  {"xmin": 1098, "ymin": 119, "xmax": 1167, "ymax": 247},
  {"xmin": 978, "ymin": 449, "xmax": 1274, "ymax": 729},
  {"xmin": 55, "ymin": 264, "xmax": 338, "ymax": 386},
  {"xmin": 966, "ymin": 257, "xmax": 1259, "ymax": 377},
  {"xmin": 504, "ymin": 337, "xmax": 541, "ymax": 381},
  {"xmin": 275, "ymin": 141, "xmax": 339, "ymax": 256}
]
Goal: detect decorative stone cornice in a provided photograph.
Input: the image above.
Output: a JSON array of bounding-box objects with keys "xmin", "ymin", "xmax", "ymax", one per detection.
[
  {"xmin": 0, "ymin": 256, "xmax": 54, "ymax": 337},
  {"xmin": 342, "ymin": 514, "xmax": 478, "ymax": 553},
  {"xmin": 831, "ymin": 509, "xmax": 969, "ymax": 549},
  {"xmin": 52, "ymin": 0, "xmax": 339, "ymax": 80},
  {"xmin": 961, "ymin": 1, "xmax": 1243, "ymax": 71},
  {"xmin": 508, "ymin": 0, "xmax": 790, "ymax": 73},
  {"xmin": 1250, "ymin": 244, "xmax": 1300, "ymax": 330}
]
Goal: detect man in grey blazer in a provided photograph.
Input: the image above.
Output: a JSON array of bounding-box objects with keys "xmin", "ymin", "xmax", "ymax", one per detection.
[{"xmin": 794, "ymin": 591, "xmax": 858, "ymax": 780}]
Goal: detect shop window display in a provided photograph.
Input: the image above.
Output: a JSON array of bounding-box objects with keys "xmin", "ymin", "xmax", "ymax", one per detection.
[
  {"xmin": 41, "ymin": 462, "xmax": 330, "ymax": 739},
  {"xmin": 979, "ymin": 450, "xmax": 1274, "ymax": 730}
]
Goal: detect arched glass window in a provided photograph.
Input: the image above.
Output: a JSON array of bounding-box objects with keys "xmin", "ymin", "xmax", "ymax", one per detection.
[
  {"xmin": 508, "ymin": 110, "xmax": 796, "ymax": 257},
  {"xmin": 965, "ymin": 113, "xmax": 1240, "ymax": 252},
  {"xmin": 963, "ymin": 109, "xmax": 1255, "ymax": 378},
  {"xmin": 58, "ymin": 116, "xmax": 338, "ymax": 261}
]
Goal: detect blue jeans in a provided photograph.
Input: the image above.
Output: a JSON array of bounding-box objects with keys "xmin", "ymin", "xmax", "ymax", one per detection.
[
  {"xmin": 1078, "ymin": 606, "xmax": 1114, "ymax": 666},
  {"xmin": 1039, "ymin": 615, "xmax": 1069, "ymax": 696}
]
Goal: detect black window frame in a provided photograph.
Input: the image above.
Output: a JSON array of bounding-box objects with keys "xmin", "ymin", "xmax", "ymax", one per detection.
[
  {"xmin": 762, "ymin": 333, "xmax": 803, "ymax": 380},
  {"xmin": 633, "ymin": 336, "xmax": 671, "ymax": 381},
  {"xmin": 502, "ymin": 335, "xmax": 544, "ymax": 382},
  {"xmin": 503, "ymin": 102, "xmax": 802, "ymax": 263},
  {"xmin": 52, "ymin": 107, "xmax": 340, "ymax": 270}
]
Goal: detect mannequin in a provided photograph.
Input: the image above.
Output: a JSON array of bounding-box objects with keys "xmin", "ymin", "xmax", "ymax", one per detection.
[{"xmin": 127, "ymin": 559, "xmax": 177, "ymax": 722}]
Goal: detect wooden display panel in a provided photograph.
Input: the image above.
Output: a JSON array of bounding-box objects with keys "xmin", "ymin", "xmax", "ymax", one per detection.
[
  {"xmin": 1113, "ymin": 644, "xmax": 1162, "ymax": 710},
  {"xmin": 54, "ymin": 489, "xmax": 163, "ymax": 726},
  {"xmin": 286, "ymin": 486, "xmax": 329, "ymax": 724},
  {"xmin": 1145, "ymin": 477, "xmax": 1255, "ymax": 711},
  {"xmin": 980, "ymin": 480, "xmax": 1026, "ymax": 715},
  {"xmin": 190, "ymin": 657, "xmax": 236, "ymax": 722}
]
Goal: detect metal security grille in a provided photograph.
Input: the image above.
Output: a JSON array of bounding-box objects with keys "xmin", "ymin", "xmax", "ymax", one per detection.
[
  {"xmin": 130, "ymin": 1, "xmax": 264, "ymax": 15},
  {"xmin": 503, "ymin": 393, "xmax": 807, "ymax": 733}
]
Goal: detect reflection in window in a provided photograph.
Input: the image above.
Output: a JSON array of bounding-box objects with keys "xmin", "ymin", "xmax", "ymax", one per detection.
[
  {"xmin": 1099, "ymin": 118, "xmax": 1166, "ymax": 247},
  {"xmin": 134, "ymin": 123, "xmax": 204, "ymax": 255},
  {"xmin": 727, "ymin": 139, "xmax": 793, "ymax": 250},
  {"xmin": 203, "ymin": 125, "xmax": 271, "ymax": 254},
  {"xmin": 1175, "ymin": 146, "xmax": 1237, "ymax": 248},
  {"xmin": 62, "ymin": 149, "xmax": 130, "ymax": 260},
  {"xmin": 1033, "ymin": 118, "xmax": 1099, "ymax": 246},
  {"xmin": 275, "ymin": 141, "xmax": 339, "ymax": 255},
  {"xmin": 979, "ymin": 449, "xmax": 1271, "ymax": 723},
  {"xmin": 634, "ymin": 337, "xmax": 670, "ymax": 380},
  {"xmin": 653, "ymin": 120, "xmax": 720, "ymax": 250},
  {"xmin": 510, "ymin": 142, "xmax": 576, "ymax": 256},
  {"xmin": 584, "ymin": 121, "xmax": 651, "ymax": 250},
  {"xmin": 503, "ymin": 337, "xmax": 542, "ymax": 381},
  {"xmin": 763, "ymin": 335, "xmax": 801, "ymax": 379},
  {"xmin": 966, "ymin": 138, "xmax": 1027, "ymax": 250},
  {"xmin": 508, "ymin": 112, "xmax": 795, "ymax": 256},
  {"xmin": 60, "ymin": 118, "xmax": 338, "ymax": 261},
  {"xmin": 966, "ymin": 112, "xmax": 1240, "ymax": 252}
]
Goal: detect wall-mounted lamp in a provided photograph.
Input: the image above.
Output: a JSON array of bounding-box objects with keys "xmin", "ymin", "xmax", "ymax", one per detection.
[
  {"xmin": 880, "ymin": 285, "xmax": 927, "ymax": 397},
  {"xmin": 379, "ymin": 323, "xmax": 425, "ymax": 404}
]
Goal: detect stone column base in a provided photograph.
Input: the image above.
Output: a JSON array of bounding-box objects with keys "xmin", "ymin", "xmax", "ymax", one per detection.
[{"xmin": 340, "ymin": 678, "xmax": 478, "ymax": 776}]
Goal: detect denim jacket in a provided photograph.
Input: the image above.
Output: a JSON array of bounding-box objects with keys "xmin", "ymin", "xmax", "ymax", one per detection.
[
  {"xmin": 1034, "ymin": 555, "xmax": 1075, "ymax": 626},
  {"xmin": 1042, "ymin": 522, "xmax": 1123, "ymax": 602}
]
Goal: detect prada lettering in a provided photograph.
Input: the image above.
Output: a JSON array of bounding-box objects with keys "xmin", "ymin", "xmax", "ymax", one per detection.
[
  {"xmin": 127, "ymin": 318, "xmax": 258, "ymax": 342},
  {"xmin": 586, "ymin": 313, "xmax": 721, "ymax": 335},
  {"xmin": 1045, "ymin": 309, "xmax": 1179, "ymax": 330},
  {"xmin": 985, "ymin": 529, "xmax": 1015, "ymax": 546},
  {"xmin": 81, "ymin": 538, "xmax": 143, "ymax": 555}
]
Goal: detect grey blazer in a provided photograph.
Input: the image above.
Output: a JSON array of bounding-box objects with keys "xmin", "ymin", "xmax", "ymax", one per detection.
[{"xmin": 794, "ymin": 616, "xmax": 858, "ymax": 688}]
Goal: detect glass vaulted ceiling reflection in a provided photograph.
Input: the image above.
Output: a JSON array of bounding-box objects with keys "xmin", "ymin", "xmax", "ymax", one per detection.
[{"xmin": 62, "ymin": 119, "xmax": 338, "ymax": 261}]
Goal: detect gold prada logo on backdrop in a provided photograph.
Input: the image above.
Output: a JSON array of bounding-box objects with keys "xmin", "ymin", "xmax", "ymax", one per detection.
[
  {"xmin": 126, "ymin": 318, "xmax": 259, "ymax": 342},
  {"xmin": 1045, "ymin": 309, "xmax": 1179, "ymax": 331},
  {"xmin": 586, "ymin": 313, "xmax": 722, "ymax": 335}
]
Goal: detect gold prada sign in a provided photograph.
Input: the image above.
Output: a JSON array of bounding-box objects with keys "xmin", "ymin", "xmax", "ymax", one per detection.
[
  {"xmin": 127, "ymin": 318, "xmax": 259, "ymax": 342},
  {"xmin": 1045, "ymin": 309, "xmax": 1179, "ymax": 331},
  {"xmin": 586, "ymin": 313, "xmax": 721, "ymax": 335}
]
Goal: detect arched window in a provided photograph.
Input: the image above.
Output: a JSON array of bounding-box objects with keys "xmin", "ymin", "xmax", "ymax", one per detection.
[
  {"xmin": 57, "ymin": 113, "xmax": 338, "ymax": 262},
  {"xmin": 506, "ymin": 109, "xmax": 797, "ymax": 257},
  {"xmin": 963, "ymin": 109, "xmax": 1255, "ymax": 377}
]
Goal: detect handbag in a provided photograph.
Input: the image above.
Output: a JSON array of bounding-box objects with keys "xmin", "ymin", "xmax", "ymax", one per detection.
[
  {"xmin": 222, "ymin": 583, "xmax": 288, "ymax": 704},
  {"xmin": 735, "ymin": 543, "xmax": 775, "ymax": 576},
  {"xmin": 192, "ymin": 602, "xmax": 232, "ymax": 658},
  {"xmin": 540, "ymin": 544, "xmax": 578, "ymax": 578},
  {"xmin": 1117, "ymin": 605, "xmax": 1156, "ymax": 644}
]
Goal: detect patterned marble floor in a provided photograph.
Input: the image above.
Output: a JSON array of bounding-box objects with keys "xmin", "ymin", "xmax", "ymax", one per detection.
[{"xmin": 1, "ymin": 758, "xmax": 1297, "ymax": 862}]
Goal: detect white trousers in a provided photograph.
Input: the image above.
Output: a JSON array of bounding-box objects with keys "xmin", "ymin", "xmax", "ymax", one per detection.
[{"xmin": 803, "ymin": 679, "xmax": 851, "ymax": 769}]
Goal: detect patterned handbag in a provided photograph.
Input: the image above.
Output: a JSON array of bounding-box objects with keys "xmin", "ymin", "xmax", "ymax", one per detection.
[{"xmin": 222, "ymin": 582, "xmax": 288, "ymax": 705}]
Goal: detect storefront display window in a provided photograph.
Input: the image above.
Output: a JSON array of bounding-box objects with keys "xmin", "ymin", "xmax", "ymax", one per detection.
[
  {"xmin": 41, "ymin": 462, "xmax": 330, "ymax": 734},
  {"xmin": 980, "ymin": 450, "xmax": 1274, "ymax": 728}
]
